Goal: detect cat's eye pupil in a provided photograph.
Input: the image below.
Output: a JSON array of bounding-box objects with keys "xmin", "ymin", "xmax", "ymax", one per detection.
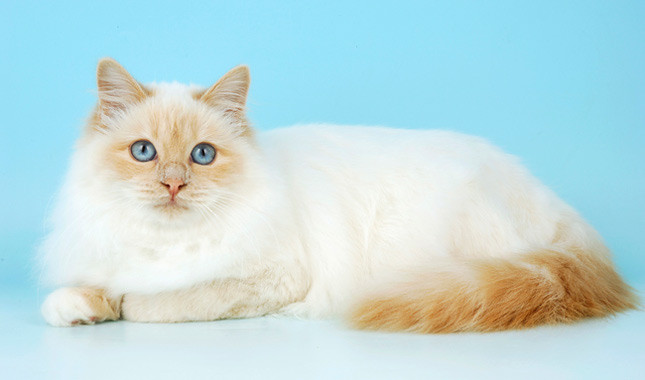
[
  {"xmin": 191, "ymin": 143, "xmax": 216, "ymax": 165},
  {"xmin": 130, "ymin": 140, "xmax": 157, "ymax": 162}
]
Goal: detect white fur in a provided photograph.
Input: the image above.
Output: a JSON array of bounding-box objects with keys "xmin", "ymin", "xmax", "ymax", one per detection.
[
  {"xmin": 41, "ymin": 288, "xmax": 99, "ymax": 327},
  {"xmin": 40, "ymin": 83, "xmax": 599, "ymax": 322}
]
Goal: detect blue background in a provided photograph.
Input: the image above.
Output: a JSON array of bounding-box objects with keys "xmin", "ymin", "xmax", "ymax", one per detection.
[
  {"xmin": 2, "ymin": 3, "xmax": 644, "ymax": 379},
  {"xmin": 1, "ymin": 0, "xmax": 644, "ymax": 291}
]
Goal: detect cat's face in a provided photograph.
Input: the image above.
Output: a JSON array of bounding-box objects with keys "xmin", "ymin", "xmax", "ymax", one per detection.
[{"xmin": 82, "ymin": 58, "xmax": 257, "ymax": 222}]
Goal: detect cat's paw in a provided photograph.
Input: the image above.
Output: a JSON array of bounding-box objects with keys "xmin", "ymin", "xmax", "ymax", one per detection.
[{"xmin": 41, "ymin": 287, "xmax": 121, "ymax": 327}]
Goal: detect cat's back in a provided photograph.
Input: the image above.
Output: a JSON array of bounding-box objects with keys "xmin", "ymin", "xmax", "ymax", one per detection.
[
  {"xmin": 260, "ymin": 123, "xmax": 490, "ymax": 151},
  {"xmin": 258, "ymin": 124, "xmax": 516, "ymax": 180},
  {"xmin": 256, "ymin": 124, "xmax": 561, "ymax": 313}
]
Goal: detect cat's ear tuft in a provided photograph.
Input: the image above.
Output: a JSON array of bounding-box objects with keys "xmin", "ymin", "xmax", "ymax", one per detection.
[
  {"xmin": 200, "ymin": 65, "xmax": 250, "ymax": 116},
  {"xmin": 96, "ymin": 58, "xmax": 147, "ymax": 119}
]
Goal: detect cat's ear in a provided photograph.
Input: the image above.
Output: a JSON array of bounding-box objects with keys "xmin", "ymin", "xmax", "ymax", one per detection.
[
  {"xmin": 199, "ymin": 65, "xmax": 250, "ymax": 116},
  {"xmin": 96, "ymin": 58, "xmax": 147, "ymax": 119}
]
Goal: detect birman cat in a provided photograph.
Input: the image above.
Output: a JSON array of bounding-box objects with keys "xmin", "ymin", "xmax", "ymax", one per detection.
[{"xmin": 40, "ymin": 58, "xmax": 636, "ymax": 332}]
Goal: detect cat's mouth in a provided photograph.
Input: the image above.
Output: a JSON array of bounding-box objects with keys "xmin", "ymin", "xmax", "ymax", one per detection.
[{"xmin": 154, "ymin": 197, "xmax": 189, "ymax": 211}]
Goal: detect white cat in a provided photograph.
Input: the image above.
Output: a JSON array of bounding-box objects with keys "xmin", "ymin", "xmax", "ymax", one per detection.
[{"xmin": 39, "ymin": 58, "xmax": 635, "ymax": 332}]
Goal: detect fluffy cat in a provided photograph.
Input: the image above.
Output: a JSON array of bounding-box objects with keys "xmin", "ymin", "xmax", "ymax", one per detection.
[{"xmin": 39, "ymin": 58, "xmax": 636, "ymax": 332}]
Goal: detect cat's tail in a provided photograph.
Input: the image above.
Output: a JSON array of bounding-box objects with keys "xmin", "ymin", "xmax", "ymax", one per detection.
[{"xmin": 349, "ymin": 239, "xmax": 637, "ymax": 333}]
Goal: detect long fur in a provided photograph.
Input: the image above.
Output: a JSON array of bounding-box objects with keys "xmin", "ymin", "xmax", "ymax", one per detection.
[
  {"xmin": 349, "ymin": 237, "xmax": 636, "ymax": 333},
  {"xmin": 39, "ymin": 58, "xmax": 636, "ymax": 331}
]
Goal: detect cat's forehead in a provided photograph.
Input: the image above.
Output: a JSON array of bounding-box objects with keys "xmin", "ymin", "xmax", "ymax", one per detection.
[{"xmin": 123, "ymin": 82, "xmax": 234, "ymax": 145}]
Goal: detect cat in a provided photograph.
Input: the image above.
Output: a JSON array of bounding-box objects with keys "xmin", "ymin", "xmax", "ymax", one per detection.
[{"xmin": 39, "ymin": 58, "xmax": 636, "ymax": 332}]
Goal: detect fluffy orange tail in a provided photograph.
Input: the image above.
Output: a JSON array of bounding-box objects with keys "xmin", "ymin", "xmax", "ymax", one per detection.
[{"xmin": 349, "ymin": 247, "xmax": 637, "ymax": 333}]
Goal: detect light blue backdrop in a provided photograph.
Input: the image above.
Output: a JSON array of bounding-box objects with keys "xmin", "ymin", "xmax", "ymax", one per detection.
[{"xmin": 1, "ymin": 0, "xmax": 643, "ymax": 290}]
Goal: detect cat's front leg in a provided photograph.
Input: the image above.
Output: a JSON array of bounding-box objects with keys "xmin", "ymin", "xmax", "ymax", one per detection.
[
  {"xmin": 121, "ymin": 268, "xmax": 307, "ymax": 323},
  {"xmin": 41, "ymin": 287, "xmax": 121, "ymax": 327}
]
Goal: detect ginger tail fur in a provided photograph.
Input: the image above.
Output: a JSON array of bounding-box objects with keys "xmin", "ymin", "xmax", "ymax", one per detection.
[{"xmin": 349, "ymin": 244, "xmax": 638, "ymax": 333}]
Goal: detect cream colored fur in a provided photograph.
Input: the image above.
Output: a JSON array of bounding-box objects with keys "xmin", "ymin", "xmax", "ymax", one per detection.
[{"xmin": 39, "ymin": 58, "xmax": 635, "ymax": 331}]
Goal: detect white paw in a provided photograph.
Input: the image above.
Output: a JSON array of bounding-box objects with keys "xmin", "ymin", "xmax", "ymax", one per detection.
[{"xmin": 41, "ymin": 288, "xmax": 105, "ymax": 327}]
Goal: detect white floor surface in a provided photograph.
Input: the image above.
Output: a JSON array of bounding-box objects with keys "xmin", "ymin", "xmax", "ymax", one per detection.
[{"xmin": 1, "ymin": 287, "xmax": 643, "ymax": 380}]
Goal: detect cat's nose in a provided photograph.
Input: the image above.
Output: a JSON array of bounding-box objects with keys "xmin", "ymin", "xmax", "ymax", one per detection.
[{"xmin": 162, "ymin": 178, "xmax": 186, "ymax": 201}]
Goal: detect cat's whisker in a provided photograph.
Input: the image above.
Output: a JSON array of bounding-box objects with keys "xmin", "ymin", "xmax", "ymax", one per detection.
[
  {"xmin": 204, "ymin": 204, "xmax": 262, "ymax": 256},
  {"xmin": 212, "ymin": 192, "xmax": 280, "ymax": 249},
  {"xmin": 197, "ymin": 201, "xmax": 264, "ymax": 259},
  {"xmin": 51, "ymin": 193, "xmax": 137, "ymax": 272}
]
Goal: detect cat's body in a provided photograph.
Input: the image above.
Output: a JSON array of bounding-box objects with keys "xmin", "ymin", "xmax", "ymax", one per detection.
[{"xmin": 40, "ymin": 59, "xmax": 636, "ymax": 332}]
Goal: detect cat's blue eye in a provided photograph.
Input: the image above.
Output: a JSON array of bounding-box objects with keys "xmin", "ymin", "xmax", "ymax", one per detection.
[
  {"xmin": 130, "ymin": 140, "xmax": 157, "ymax": 162},
  {"xmin": 191, "ymin": 143, "xmax": 216, "ymax": 165}
]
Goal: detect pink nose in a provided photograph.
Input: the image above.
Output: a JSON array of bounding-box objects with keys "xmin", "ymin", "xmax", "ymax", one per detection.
[{"xmin": 162, "ymin": 178, "xmax": 185, "ymax": 201}]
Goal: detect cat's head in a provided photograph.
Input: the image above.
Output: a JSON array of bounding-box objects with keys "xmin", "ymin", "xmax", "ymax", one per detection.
[{"xmin": 76, "ymin": 58, "xmax": 261, "ymax": 224}]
